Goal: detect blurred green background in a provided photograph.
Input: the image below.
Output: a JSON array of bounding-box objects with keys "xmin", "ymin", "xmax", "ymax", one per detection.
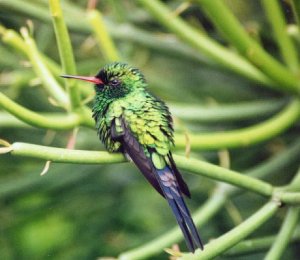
[{"xmin": 0, "ymin": 0, "xmax": 300, "ymax": 259}]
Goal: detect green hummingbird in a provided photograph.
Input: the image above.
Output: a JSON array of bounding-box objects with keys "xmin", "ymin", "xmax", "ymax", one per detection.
[{"xmin": 62, "ymin": 62, "xmax": 203, "ymax": 252}]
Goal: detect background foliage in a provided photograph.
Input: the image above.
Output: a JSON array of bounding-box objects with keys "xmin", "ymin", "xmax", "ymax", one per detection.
[{"xmin": 0, "ymin": 0, "xmax": 300, "ymax": 259}]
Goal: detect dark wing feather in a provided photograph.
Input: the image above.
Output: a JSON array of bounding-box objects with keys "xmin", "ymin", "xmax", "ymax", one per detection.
[{"xmin": 113, "ymin": 118, "xmax": 165, "ymax": 197}]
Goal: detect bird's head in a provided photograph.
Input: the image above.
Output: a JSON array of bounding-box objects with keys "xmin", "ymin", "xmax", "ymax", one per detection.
[{"xmin": 62, "ymin": 62, "xmax": 146, "ymax": 98}]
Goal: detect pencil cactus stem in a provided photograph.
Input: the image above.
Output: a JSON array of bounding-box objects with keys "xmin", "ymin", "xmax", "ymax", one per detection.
[
  {"xmin": 10, "ymin": 142, "xmax": 125, "ymax": 164},
  {"xmin": 20, "ymin": 28, "xmax": 69, "ymax": 107},
  {"xmin": 262, "ymin": 0, "xmax": 298, "ymax": 72},
  {"xmin": 197, "ymin": 0, "xmax": 300, "ymax": 93},
  {"xmin": 175, "ymin": 99, "xmax": 300, "ymax": 150},
  {"xmin": 0, "ymin": 25, "xmax": 62, "ymax": 77},
  {"xmin": 137, "ymin": 0, "xmax": 274, "ymax": 87},
  {"xmin": 0, "ymin": 93, "xmax": 81, "ymax": 130},
  {"xmin": 173, "ymin": 155, "xmax": 274, "ymax": 197},
  {"xmin": 87, "ymin": 9, "xmax": 120, "ymax": 62},
  {"xmin": 265, "ymin": 206, "xmax": 300, "ymax": 260},
  {"xmin": 49, "ymin": 0, "xmax": 81, "ymax": 110}
]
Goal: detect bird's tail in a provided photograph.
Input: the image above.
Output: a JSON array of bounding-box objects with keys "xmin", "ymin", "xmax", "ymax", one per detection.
[{"xmin": 156, "ymin": 167, "xmax": 203, "ymax": 252}]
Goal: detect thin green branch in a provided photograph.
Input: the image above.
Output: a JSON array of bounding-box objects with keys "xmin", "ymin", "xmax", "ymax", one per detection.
[
  {"xmin": 20, "ymin": 28, "xmax": 69, "ymax": 107},
  {"xmin": 173, "ymin": 155, "xmax": 273, "ymax": 197},
  {"xmin": 0, "ymin": 93, "xmax": 81, "ymax": 130},
  {"xmin": 265, "ymin": 207, "xmax": 300, "ymax": 260},
  {"xmin": 262, "ymin": 0, "xmax": 298, "ymax": 71},
  {"xmin": 275, "ymin": 192, "xmax": 300, "ymax": 204},
  {"xmin": 245, "ymin": 139, "xmax": 300, "ymax": 180},
  {"xmin": 49, "ymin": 0, "xmax": 81, "ymax": 110},
  {"xmin": 119, "ymin": 188, "xmax": 227, "ymax": 260},
  {"xmin": 136, "ymin": 0, "xmax": 274, "ymax": 87},
  {"xmin": 288, "ymin": 167, "xmax": 300, "ymax": 190},
  {"xmin": 0, "ymin": 25, "xmax": 63, "ymax": 79},
  {"xmin": 87, "ymin": 9, "xmax": 120, "ymax": 62},
  {"xmin": 180, "ymin": 201, "xmax": 279, "ymax": 260},
  {"xmin": 113, "ymin": 24, "xmax": 212, "ymax": 65},
  {"xmin": 225, "ymin": 228, "xmax": 300, "ymax": 256},
  {"xmin": 0, "ymin": 112, "xmax": 32, "ymax": 128},
  {"xmin": 220, "ymin": 138, "xmax": 300, "ymax": 199},
  {"xmin": 197, "ymin": 0, "xmax": 300, "ymax": 94},
  {"xmin": 174, "ymin": 99, "xmax": 300, "ymax": 150},
  {"xmin": 0, "ymin": 25, "xmax": 27, "ymax": 53},
  {"xmin": 10, "ymin": 142, "xmax": 125, "ymax": 164},
  {"xmin": 170, "ymin": 99, "xmax": 285, "ymax": 123}
]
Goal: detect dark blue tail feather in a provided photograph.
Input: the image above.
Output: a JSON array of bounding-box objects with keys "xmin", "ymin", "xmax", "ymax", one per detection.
[{"xmin": 156, "ymin": 167, "xmax": 203, "ymax": 252}]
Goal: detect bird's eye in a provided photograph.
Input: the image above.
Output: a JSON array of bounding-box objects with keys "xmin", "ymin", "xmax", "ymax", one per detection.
[{"xmin": 110, "ymin": 78, "xmax": 120, "ymax": 86}]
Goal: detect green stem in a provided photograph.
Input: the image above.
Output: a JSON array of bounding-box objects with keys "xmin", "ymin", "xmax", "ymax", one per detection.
[
  {"xmin": 221, "ymin": 138, "xmax": 300, "ymax": 198},
  {"xmin": 87, "ymin": 9, "xmax": 120, "ymax": 62},
  {"xmin": 20, "ymin": 29, "xmax": 69, "ymax": 107},
  {"xmin": 265, "ymin": 207, "xmax": 300, "ymax": 260},
  {"xmin": 136, "ymin": 0, "xmax": 274, "ymax": 87},
  {"xmin": 173, "ymin": 155, "xmax": 273, "ymax": 197},
  {"xmin": 0, "ymin": 25, "xmax": 27, "ymax": 53},
  {"xmin": 225, "ymin": 229, "xmax": 300, "ymax": 256},
  {"xmin": 245, "ymin": 139, "xmax": 300, "ymax": 180},
  {"xmin": 49, "ymin": 0, "xmax": 81, "ymax": 110},
  {"xmin": 113, "ymin": 23, "xmax": 212, "ymax": 65},
  {"xmin": 0, "ymin": 93, "xmax": 81, "ymax": 130},
  {"xmin": 0, "ymin": 98, "xmax": 285, "ymax": 128},
  {"xmin": 180, "ymin": 201, "xmax": 279, "ymax": 260},
  {"xmin": 170, "ymin": 99, "xmax": 285, "ymax": 123},
  {"xmin": 288, "ymin": 167, "xmax": 300, "ymax": 190},
  {"xmin": 262, "ymin": 0, "xmax": 298, "ymax": 71},
  {"xmin": 0, "ymin": 112, "xmax": 32, "ymax": 128},
  {"xmin": 197, "ymin": 0, "xmax": 300, "ymax": 93},
  {"xmin": 10, "ymin": 142, "xmax": 125, "ymax": 164},
  {"xmin": 174, "ymin": 99, "xmax": 300, "ymax": 150},
  {"xmin": 275, "ymin": 192, "xmax": 300, "ymax": 204},
  {"xmin": 119, "ymin": 188, "xmax": 227, "ymax": 260},
  {"xmin": 0, "ymin": 25, "xmax": 63, "ymax": 80}
]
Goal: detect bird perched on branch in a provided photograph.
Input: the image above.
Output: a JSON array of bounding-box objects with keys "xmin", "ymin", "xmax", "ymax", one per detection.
[{"xmin": 62, "ymin": 62, "xmax": 203, "ymax": 252}]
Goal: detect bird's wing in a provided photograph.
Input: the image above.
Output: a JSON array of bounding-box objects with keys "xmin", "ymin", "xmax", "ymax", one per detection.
[{"xmin": 111, "ymin": 118, "xmax": 165, "ymax": 197}]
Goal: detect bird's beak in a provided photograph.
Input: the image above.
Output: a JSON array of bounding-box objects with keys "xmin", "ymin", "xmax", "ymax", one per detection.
[{"xmin": 61, "ymin": 74, "xmax": 103, "ymax": 84}]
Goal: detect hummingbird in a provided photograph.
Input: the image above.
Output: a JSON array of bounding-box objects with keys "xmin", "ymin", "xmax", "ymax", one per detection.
[{"xmin": 62, "ymin": 62, "xmax": 203, "ymax": 252}]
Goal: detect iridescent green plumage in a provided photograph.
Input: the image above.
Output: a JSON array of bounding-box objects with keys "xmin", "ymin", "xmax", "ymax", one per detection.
[
  {"xmin": 92, "ymin": 63, "xmax": 173, "ymax": 163},
  {"xmin": 62, "ymin": 62, "xmax": 203, "ymax": 252}
]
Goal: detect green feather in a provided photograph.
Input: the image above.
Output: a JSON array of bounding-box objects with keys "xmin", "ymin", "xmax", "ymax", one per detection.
[
  {"xmin": 92, "ymin": 63, "xmax": 173, "ymax": 159},
  {"xmin": 151, "ymin": 153, "xmax": 166, "ymax": 169}
]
